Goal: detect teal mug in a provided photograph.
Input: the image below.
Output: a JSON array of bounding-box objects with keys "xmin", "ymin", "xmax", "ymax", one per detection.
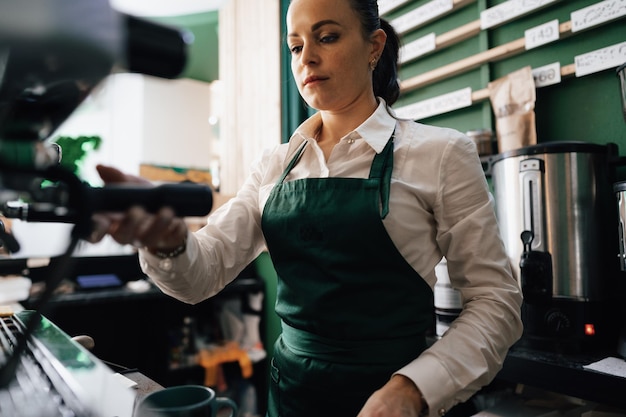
[{"xmin": 134, "ymin": 385, "xmax": 238, "ymax": 417}]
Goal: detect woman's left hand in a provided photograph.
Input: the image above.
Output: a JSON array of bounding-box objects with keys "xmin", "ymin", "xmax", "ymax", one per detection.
[{"xmin": 357, "ymin": 375, "xmax": 424, "ymax": 417}]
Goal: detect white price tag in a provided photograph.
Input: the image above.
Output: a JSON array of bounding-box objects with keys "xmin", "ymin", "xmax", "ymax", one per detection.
[
  {"xmin": 575, "ymin": 41, "xmax": 626, "ymax": 77},
  {"xmin": 481, "ymin": 0, "xmax": 559, "ymax": 30},
  {"xmin": 532, "ymin": 62, "xmax": 562, "ymax": 87},
  {"xmin": 525, "ymin": 20, "xmax": 560, "ymax": 50},
  {"xmin": 400, "ymin": 33, "xmax": 437, "ymax": 63},
  {"xmin": 378, "ymin": 0, "xmax": 411, "ymax": 16},
  {"xmin": 571, "ymin": 0, "xmax": 626, "ymax": 33},
  {"xmin": 394, "ymin": 88, "xmax": 472, "ymax": 121},
  {"xmin": 390, "ymin": 0, "xmax": 453, "ymax": 34}
]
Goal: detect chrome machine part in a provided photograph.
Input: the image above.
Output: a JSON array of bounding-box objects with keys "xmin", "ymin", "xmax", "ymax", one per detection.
[
  {"xmin": 615, "ymin": 181, "xmax": 626, "ymax": 358},
  {"xmin": 490, "ymin": 141, "xmax": 623, "ymax": 350},
  {"xmin": 490, "ymin": 142, "xmax": 618, "ymax": 302},
  {"xmin": 616, "ymin": 181, "xmax": 626, "ymax": 272}
]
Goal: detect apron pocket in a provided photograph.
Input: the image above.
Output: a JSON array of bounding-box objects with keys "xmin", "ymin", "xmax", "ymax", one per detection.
[
  {"xmin": 268, "ymin": 357, "xmax": 281, "ymax": 417},
  {"xmin": 270, "ymin": 357, "xmax": 280, "ymax": 383}
]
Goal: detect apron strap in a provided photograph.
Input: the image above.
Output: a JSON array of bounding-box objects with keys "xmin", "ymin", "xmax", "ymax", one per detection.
[
  {"xmin": 279, "ymin": 135, "xmax": 394, "ymax": 219},
  {"xmin": 277, "ymin": 141, "xmax": 308, "ymax": 185},
  {"xmin": 369, "ymin": 137, "xmax": 394, "ymax": 219}
]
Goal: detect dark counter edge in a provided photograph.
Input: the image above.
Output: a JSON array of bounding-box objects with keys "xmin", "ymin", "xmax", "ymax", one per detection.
[
  {"xmin": 24, "ymin": 276, "xmax": 264, "ymax": 307},
  {"xmin": 497, "ymin": 344, "xmax": 626, "ymax": 409},
  {"xmin": 19, "ymin": 253, "xmax": 263, "ymax": 307}
]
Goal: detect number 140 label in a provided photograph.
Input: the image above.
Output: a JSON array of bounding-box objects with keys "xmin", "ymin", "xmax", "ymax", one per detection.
[{"xmin": 525, "ymin": 20, "xmax": 560, "ymax": 50}]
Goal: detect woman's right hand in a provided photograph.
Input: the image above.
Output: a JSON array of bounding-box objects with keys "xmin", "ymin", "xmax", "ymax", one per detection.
[{"xmin": 88, "ymin": 165, "xmax": 189, "ymax": 253}]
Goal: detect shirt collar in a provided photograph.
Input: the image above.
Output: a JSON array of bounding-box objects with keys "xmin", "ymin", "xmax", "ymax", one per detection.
[
  {"xmin": 355, "ymin": 98, "xmax": 397, "ymax": 153},
  {"xmin": 289, "ymin": 98, "xmax": 397, "ymax": 155}
]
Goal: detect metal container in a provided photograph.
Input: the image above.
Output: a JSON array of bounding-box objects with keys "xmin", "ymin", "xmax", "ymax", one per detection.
[
  {"xmin": 466, "ymin": 129, "xmax": 494, "ymax": 156},
  {"xmin": 614, "ymin": 181, "xmax": 626, "ymax": 358},
  {"xmin": 617, "ymin": 63, "xmax": 626, "ymax": 122},
  {"xmin": 490, "ymin": 141, "xmax": 618, "ymax": 301},
  {"xmin": 616, "ymin": 181, "xmax": 626, "ymax": 272},
  {"xmin": 433, "ymin": 258, "xmax": 462, "ymax": 338}
]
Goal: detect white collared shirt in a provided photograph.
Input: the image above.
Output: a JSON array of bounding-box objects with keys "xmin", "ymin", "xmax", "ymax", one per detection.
[{"xmin": 140, "ymin": 99, "xmax": 523, "ymax": 416}]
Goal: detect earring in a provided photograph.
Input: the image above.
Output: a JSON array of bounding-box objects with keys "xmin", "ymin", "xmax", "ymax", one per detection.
[{"xmin": 370, "ymin": 58, "xmax": 377, "ymax": 71}]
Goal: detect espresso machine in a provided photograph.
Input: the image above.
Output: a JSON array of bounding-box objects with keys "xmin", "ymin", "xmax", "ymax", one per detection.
[
  {"xmin": 0, "ymin": 1, "xmax": 215, "ymax": 415},
  {"xmin": 490, "ymin": 141, "xmax": 624, "ymax": 353}
]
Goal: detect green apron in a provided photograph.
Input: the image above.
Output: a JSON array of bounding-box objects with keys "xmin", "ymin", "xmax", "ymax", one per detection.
[{"xmin": 261, "ymin": 135, "xmax": 433, "ymax": 417}]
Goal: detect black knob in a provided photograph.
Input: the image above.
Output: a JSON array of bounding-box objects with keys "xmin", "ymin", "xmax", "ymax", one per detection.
[{"xmin": 545, "ymin": 310, "xmax": 571, "ymax": 335}]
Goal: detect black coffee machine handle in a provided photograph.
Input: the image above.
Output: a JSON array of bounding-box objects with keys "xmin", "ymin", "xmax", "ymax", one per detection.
[
  {"xmin": 606, "ymin": 143, "xmax": 626, "ymax": 167},
  {"xmin": 520, "ymin": 230, "xmax": 553, "ymax": 305}
]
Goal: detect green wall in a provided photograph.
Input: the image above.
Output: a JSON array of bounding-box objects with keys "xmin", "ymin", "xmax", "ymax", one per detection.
[
  {"xmin": 150, "ymin": 11, "xmax": 219, "ymax": 82},
  {"xmin": 389, "ymin": 0, "xmax": 626, "ymax": 154},
  {"xmin": 279, "ymin": 0, "xmax": 625, "ymax": 155}
]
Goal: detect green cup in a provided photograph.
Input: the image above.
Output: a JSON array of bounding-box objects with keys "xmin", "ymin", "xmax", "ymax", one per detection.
[{"xmin": 134, "ymin": 385, "xmax": 238, "ymax": 417}]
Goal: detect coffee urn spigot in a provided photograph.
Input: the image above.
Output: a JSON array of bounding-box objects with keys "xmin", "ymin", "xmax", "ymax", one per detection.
[{"xmin": 519, "ymin": 230, "xmax": 553, "ymax": 305}]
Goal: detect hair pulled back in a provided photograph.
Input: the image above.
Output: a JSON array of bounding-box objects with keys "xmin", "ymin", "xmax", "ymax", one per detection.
[{"xmin": 348, "ymin": 0, "xmax": 401, "ymax": 106}]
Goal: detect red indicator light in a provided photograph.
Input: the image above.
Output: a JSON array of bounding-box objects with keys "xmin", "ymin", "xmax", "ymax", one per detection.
[{"xmin": 584, "ymin": 323, "xmax": 595, "ymax": 336}]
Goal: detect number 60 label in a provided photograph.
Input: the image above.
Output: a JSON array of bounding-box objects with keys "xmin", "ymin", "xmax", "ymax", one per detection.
[{"xmin": 532, "ymin": 63, "xmax": 562, "ymax": 88}]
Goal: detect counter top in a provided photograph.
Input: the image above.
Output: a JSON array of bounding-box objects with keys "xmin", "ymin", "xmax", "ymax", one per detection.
[
  {"xmin": 124, "ymin": 370, "xmax": 164, "ymax": 404},
  {"xmin": 498, "ymin": 343, "xmax": 626, "ymax": 408}
]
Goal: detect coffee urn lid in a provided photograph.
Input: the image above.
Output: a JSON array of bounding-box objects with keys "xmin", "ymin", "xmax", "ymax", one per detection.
[
  {"xmin": 615, "ymin": 181, "xmax": 626, "ymax": 193},
  {"xmin": 489, "ymin": 141, "xmax": 614, "ymax": 164}
]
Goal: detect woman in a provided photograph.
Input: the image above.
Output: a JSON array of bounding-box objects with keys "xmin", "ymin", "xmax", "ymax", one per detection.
[{"xmin": 91, "ymin": 0, "xmax": 523, "ymax": 416}]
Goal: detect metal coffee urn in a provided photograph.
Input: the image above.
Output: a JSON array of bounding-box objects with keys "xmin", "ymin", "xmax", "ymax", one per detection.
[
  {"xmin": 490, "ymin": 141, "xmax": 622, "ymax": 352},
  {"xmin": 615, "ymin": 180, "xmax": 626, "ymax": 358}
]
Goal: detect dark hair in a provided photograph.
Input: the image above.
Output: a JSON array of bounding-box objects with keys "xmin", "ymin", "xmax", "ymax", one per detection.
[{"xmin": 347, "ymin": 0, "xmax": 400, "ymax": 105}]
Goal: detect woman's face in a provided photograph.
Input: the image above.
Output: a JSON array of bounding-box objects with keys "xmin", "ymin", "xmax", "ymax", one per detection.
[{"xmin": 286, "ymin": 0, "xmax": 383, "ymax": 112}]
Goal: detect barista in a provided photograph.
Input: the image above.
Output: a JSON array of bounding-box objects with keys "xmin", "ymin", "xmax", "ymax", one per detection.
[{"xmin": 90, "ymin": 0, "xmax": 523, "ymax": 415}]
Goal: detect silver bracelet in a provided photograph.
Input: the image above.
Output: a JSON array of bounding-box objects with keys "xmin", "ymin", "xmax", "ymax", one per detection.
[{"xmin": 151, "ymin": 239, "xmax": 187, "ymax": 259}]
